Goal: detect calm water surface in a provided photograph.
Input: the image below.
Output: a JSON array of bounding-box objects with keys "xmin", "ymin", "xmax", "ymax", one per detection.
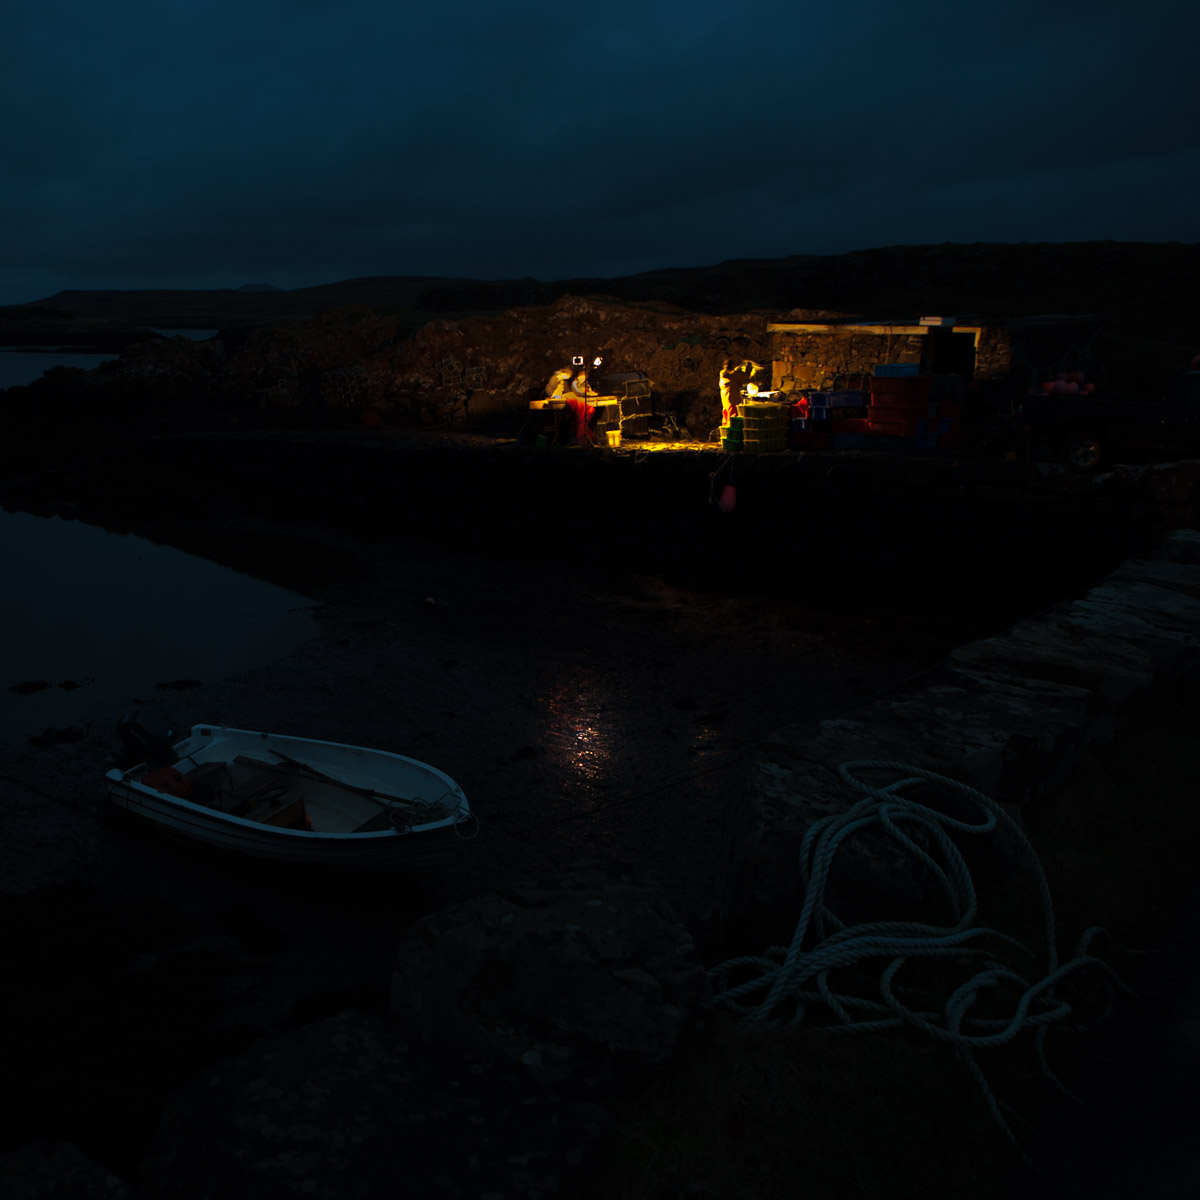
[
  {"xmin": 0, "ymin": 330, "xmax": 218, "ymax": 390},
  {"xmin": 0, "ymin": 349, "xmax": 118, "ymax": 389},
  {"xmin": 1, "ymin": 510, "xmax": 316, "ymax": 742}
]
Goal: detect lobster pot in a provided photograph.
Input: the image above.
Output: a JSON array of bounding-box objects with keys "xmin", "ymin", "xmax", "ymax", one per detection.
[{"xmin": 739, "ymin": 401, "xmax": 788, "ymax": 453}]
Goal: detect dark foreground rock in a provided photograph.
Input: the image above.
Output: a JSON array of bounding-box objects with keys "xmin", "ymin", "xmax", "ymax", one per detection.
[
  {"xmin": 139, "ymin": 1009, "xmax": 607, "ymax": 1200},
  {"xmin": 388, "ymin": 864, "xmax": 713, "ymax": 1099},
  {"xmin": 133, "ymin": 866, "xmax": 709, "ymax": 1199},
  {"xmin": 0, "ymin": 1141, "xmax": 131, "ymax": 1199}
]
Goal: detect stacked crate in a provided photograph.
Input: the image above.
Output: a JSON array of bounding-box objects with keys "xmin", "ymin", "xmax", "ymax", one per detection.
[
  {"xmin": 787, "ymin": 395, "xmax": 827, "ymax": 450},
  {"xmin": 720, "ymin": 415, "xmax": 743, "ymax": 453},
  {"xmin": 825, "ymin": 389, "xmax": 870, "ymax": 449},
  {"xmin": 868, "ymin": 373, "xmax": 931, "ymax": 438},
  {"xmin": 868, "ymin": 367, "xmax": 964, "ymax": 449},
  {"xmin": 739, "ymin": 401, "xmax": 788, "ymax": 453}
]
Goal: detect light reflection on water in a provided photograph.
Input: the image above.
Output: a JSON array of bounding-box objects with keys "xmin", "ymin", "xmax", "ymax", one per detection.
[{"xmin": 542, "ymin": 679, "xmax": 617, "ymax": 790}]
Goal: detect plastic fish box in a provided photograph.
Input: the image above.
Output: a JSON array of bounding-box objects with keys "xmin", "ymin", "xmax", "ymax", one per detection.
[
  {"xmin": 830, "ymin": 418, "xmax": 870, "ymax": 435},
  {"xmin": 828, "ymin": 390, "xmax": 869, "ymax": 408},
  {"xmin": 869, "ymin": 402, "xmax": 932, "ymax": 422},
  {"xmin": 913, "ymin": 432, "xmax": 939, "ymax": 450},
  {"xmin": 805, "ymin": 392, "xmax": 831, "ymax": 409},
  {"xmin": 870, "ymin": 375, "xmax": 931, "ymax": 396},
  {"xmin": 873, "ymin": 363, "xmax": 921, "ymax": 378},
  {"xmin": 870, "ymin": 417, "xmax": 922, "ymax": 437},
  {"xmin": 831, "ymin": 432, "xmax": 868, "ymax": 450}
]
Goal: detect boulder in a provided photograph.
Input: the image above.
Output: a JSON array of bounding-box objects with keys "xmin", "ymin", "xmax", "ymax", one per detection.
[
  {"xmin": 1153, "ymin": 529, "xmax": 1200, "ymax": 565},
  {"xmin": 708, "ymin": 749, "xmax": 941, "ymax": 954},
  {"xmin": 387, "ymin": 864, "xmax": 712, "ymax": 1099}
]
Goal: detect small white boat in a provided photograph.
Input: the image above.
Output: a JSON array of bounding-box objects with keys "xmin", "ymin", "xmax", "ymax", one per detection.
[{"xmin": 104, "ymin": 718, "xmax": 476, "ymax": 870}]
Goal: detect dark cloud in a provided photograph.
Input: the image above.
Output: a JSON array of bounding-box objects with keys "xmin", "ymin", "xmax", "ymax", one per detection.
[{"xmin": 3, "ymin": 0, "xmax": 1197, "ymax": 303}]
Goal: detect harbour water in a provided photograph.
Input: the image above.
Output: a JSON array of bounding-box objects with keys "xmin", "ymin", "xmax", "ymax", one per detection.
[
  {"xmin": 0, "ymin": 348, "xmax": 119, "ymax": 390},
  {"xmin": 0, "ymin": 329, "xmax": 218, "ymax": 390},
  {"xmin": 0, "ymin": 509, "xmax": 317, "ymax": 743}
]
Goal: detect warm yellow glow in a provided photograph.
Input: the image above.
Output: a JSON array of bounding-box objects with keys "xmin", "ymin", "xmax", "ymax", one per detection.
[{"xmin": 745, "ymin": 382, "xmax": 759, "ymax": 396}]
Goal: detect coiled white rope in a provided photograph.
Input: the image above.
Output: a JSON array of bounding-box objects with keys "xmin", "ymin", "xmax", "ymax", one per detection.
[{"xmin": 708, "ymin": 760, "xmax": 1130, "ymax": 1149}]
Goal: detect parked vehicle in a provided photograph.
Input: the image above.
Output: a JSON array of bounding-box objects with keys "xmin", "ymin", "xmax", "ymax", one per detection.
[{"xmin": 1019, "ymin": 371, "xmax": 1200, "ymax": 472}]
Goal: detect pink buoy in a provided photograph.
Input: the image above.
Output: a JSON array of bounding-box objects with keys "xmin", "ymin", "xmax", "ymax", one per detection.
[
  {"xmin": 1084, "ymin": 382, "xmax": 1095, "ymax": 394},
  {"xmin": 1052, "ymin": 380, "xmax": 1069, "ymax": 393},
  {"xmin": 1041, "ymin": 381, "xmax": 1057, "ymax": 394},
  {"xmin": 718, "ymin": 484, "xmax": 737, "ymax": 513},
  {"xmin": 1065, "ymin": 381, "xmax": 1079, "ymax": 393},
  {"xmin": 1069, "ymin": 371, "xmax": 1085, "ymax": 384},
  {"xmin": 1192, "ymin": 354, "xmax": 1200, "ymax": 369}
]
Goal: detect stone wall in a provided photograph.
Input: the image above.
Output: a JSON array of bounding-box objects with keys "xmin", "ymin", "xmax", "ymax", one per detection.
[
  {"xmin": 706, "ymin": 528, "xmax": 1200, "ymax": 955},
  {"xmin": 768, "ymin": 326, "xmax": 926, "ymax": 392}
]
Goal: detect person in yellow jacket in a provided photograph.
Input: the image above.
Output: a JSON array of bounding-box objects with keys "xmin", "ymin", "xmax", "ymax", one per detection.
[
  {"xmin": 719, "ymin": 358, "xmax": 763, "ymax": 422},
  {"xmin": 544, "ymin": 368, "xmax": 574, "ymax": 400}
]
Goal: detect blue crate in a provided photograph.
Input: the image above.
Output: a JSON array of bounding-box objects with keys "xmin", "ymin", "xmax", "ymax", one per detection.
[
  {"xmin": 828, "ymin": 390, "xmax": 870, "ymax": 408},
  {"xmin": 913, "ymin": 432, "xmax": 938, "ymax": 450},
  {"xmin": 873, "ymin": 364, "xmax": 921, "ymax": 378},
  {"xmin": 806, "ymin": 392, "xmax": 831, "ymax": 408},
  {"xmin": 789, "ymin": 418, "xmax": 810, "ymax": 431},
  {"xmin": 831, "ymin": 432, "xmax": 868, "ymax": 450}
]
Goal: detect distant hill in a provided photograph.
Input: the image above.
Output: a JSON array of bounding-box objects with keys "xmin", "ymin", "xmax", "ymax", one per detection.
[
  {"xmin": 5, "ymin": 275, "xmax": 463, "ymax": 331},
  {"xmin": 6, "ymin": 243, "xmax": 1199, "ymax": 335}
]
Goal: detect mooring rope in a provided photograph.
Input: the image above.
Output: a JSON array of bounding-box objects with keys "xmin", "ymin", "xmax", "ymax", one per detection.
[{"xmin": 708, "ymin": 760, "xmax": 1131, "ymax": 1151}]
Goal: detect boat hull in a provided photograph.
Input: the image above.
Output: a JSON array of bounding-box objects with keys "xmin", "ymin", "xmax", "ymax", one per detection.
[{"xmin": 104, "ymin": 724, "xmax": 473, "ymax": 872}]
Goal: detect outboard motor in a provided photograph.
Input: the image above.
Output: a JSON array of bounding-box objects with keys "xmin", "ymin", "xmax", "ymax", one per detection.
[{"xmin": 116, "ymin": 711, "xmax": 178, "ymax": 770}]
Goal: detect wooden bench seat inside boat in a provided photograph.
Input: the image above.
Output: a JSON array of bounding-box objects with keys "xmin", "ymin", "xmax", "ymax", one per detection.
[
  {"xmin": 245, "ymin": 793, "xmax": 309, "ymax": 829},
  {"xmin": 352, "ymin": 808, "xmax": 395, "ymax": 833}
]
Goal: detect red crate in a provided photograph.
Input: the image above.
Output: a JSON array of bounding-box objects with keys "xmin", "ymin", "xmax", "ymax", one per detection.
[
  {"xmin": 870, "ymin": 417, "xmax": 922, "ymax": 437},
  {"xmin": 830, "ymin": 417, "xmax": 870, "ymax": 434},
  {"xmin": 870, "ymin": 395, "xmax": 933, "ymax": 412},
  {"xmin": 869, "ymin": 402, "xmax": 932, "ymax": 421},
  {"xmin": 870, "ymin": 375, "xmax": 931, "ymax": 394}
]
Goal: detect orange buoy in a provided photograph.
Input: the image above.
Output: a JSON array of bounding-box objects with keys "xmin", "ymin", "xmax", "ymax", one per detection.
[{"xmin": 718, "ymin": 484, "xmax": 737, "ymax": 513}]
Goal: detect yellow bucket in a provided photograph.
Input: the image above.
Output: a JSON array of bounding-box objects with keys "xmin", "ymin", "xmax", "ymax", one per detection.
[{"xmin": 606, "ymin": 430, "xmax": 621, "ymax": 447}]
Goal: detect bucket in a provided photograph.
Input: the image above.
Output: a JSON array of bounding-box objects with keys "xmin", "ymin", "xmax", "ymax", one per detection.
[{"xmin": 606, "ymin": 430, "xmax": 621, "ymax": 447}]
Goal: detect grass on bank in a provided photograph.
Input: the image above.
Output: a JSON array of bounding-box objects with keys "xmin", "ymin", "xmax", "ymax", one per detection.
[{"xmin": 574, "ymin": 689, "xmax": 1200, "ymax": 1200}]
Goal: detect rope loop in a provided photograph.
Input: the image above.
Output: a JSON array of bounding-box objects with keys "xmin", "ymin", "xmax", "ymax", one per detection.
[{"xmin": 709, "ymin": 759, "xmax": 1131, "ymax": 1155}]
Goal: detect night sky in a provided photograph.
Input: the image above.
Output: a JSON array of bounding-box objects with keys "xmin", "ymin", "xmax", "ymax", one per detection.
[{"xmin": 4, "ymin": 0, "xmax": 1198, "ymax": 306}]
